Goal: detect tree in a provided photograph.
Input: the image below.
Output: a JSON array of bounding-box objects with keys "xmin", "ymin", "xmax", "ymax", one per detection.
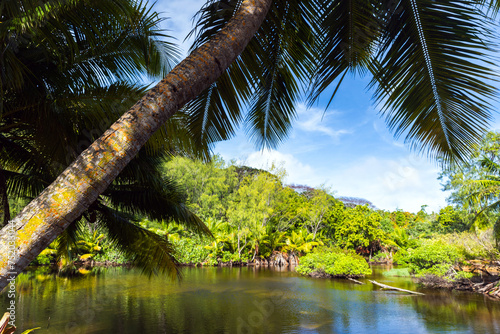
[
  {"xmin": 436, "ymin": 206, "xmax": 467, "ymax": 233},
  {"xmin": 332, "ymin": 205, "xmax": 384, "ymax": 251},
  {"xmin": 267, "ymin": 186, "xmax": 305, "ymax": 232},
  {"xmin": 299, "ymin": 188, "xmax": 342, "ymax": 240},
  {"xmin": 440, "ymin": 132, "xmax": 500, "ymax": 209},
  {"xmin": 226, "ymin": 171, "xmax": 280, "ymax": 259},
  {"xmin": 0, "ymin": 0, "xmax": 211, "ymax": 277},
  {"xmin": 440, "ymin": 132, "xmax": 500, "ymax": 234},
  {"xmin": 163, "ymin": 156, "xmax": 239, "ymax": 220},
  {"xmin": 0, "ymin": 0, "xmax": 497, "ymax": 289}
]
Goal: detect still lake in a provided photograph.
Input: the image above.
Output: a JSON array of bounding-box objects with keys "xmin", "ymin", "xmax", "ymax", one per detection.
[{"xmin": 2, "ymin": 265, "xmax": 500, "ymax": 333}]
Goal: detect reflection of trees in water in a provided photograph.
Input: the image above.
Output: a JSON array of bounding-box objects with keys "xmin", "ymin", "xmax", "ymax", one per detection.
[
  {"xmin": 410, "ymin": 293, "xmax": 500, "ymax": 332},
  {"xmin": 4, "ymin": 267, "xmax": 500, "ymax": 333}
]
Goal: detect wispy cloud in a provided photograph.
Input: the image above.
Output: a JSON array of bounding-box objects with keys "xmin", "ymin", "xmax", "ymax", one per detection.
[
  {"xmin": 295, "ymin": 103, "xmax": 351, "ymax": 141},
  {"xmin": 154, "ymin": 0, "xmax": 207, "ymax": 54}
]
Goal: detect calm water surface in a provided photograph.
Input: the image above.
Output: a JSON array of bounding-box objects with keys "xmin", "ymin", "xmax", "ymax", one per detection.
[{"xmin": 2, "ymin": 266, "xmax": 500, "ymax": 333}]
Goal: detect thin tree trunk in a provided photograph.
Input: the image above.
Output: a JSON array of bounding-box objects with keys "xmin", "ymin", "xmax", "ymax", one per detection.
[{"xmin": 0, "ymin": 0, "xmax": 272, "ymax": 289}]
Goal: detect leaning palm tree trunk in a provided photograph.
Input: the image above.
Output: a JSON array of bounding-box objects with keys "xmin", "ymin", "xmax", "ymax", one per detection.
[{"xmin": 0, "ymin": 0, "xmax": 272, "ymax": 289}]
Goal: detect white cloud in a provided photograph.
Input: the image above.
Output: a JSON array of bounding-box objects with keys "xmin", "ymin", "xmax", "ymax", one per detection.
[
  {"xmin": 239, "ymin": 149, "xmax": 316, "ymax": 186},
  {"xmin": 295, "ymin": 103, "xmax": 351, "ymax": 141},
  {"xmin": 218, "ymin": 140, "xmax": 448, "ymax": 213},
  {"xmin": 326, "ymin": 155, "xmax": 447, "ymax": 213}
]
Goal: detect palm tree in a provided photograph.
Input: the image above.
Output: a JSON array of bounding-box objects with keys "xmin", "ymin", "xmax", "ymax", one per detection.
[
  {"xmin": 461, "ymin": 157, "xmax": 500, "ymax": 244},
  {"xmin": 0, "ymin": 0, "xmax": 209, "ymax": 279},
  {"xmin": 283, "ymin": 229, "xmax": 322, "ymax": 255},
  {"xmin": 0, "ymin": 0, "xmax": 498, "ymax": 288}
]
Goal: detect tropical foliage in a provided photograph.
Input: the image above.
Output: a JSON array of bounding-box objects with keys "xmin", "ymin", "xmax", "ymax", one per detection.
[
  {"xmin": 397, "ymin": 239, "xmax": 463, "ymax": 277},
  {"xmin": 440, "ymin": 132, "xmax": 500, "ymax": 238},
  {"xmin": 2, "ymin": 0, "xmax": 500, "ymax": 285},
  {"xmin": 33, "ymin": 157, "xmax": 493, "ymax": 271},
  {"xmin": 296, "ymin": 248, "xmax": 372, "ymax": 277},
  {"xmin": 0, "ymin": 0, "xmax": 210, "ymax": 278},
  {"xmin": 187, "ymin": 0, "xmax": 497, "ymax": 162}
]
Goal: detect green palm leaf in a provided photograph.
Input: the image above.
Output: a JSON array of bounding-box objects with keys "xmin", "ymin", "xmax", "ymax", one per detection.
[
  {"xmin": 187, "ymin": 0, "xmax": 316, "ymax": 149},
  {"xmin": 370, "ymin": 0, "xmax": 497, "ymax": 161},
  {"xmin": 54, "ymin": 219, "xmax": 84, "ymax": 264},
  {"xmin": 309, "ymin": 0, "xmax": 382, "ymax": 106},
  {"xmin": 97, "ymin": 205, "xmax": 181, "ymax": 279}
]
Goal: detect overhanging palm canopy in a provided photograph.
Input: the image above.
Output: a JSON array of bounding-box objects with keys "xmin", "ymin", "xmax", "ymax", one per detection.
[
  {"xmin": 186, "ymin": 0, "xmax": 498, "ymax": 162},
  {"xmin": 0, "ymin": 0, "xmax": 498, "ymax": 288}
]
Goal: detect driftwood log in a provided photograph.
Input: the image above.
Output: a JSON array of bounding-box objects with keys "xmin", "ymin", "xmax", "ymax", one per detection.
[
  {"xmin": 369, "ymin": 280, "xmax": 425, "ymax": 295},
  {"xmin": 473, "ymin": 279, "xmax": 500, "ymax": 298},
  {"xmin": 347, "ymin": 277, "xmax": 365, "ymax": 285}
]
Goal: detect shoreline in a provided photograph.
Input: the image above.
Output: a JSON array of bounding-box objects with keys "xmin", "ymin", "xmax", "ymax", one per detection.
[{"xmin": 28, "ymin": 258, "xmax": 500, "ymax": 300}]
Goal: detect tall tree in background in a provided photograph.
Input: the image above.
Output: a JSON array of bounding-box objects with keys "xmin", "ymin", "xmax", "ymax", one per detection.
[{"xmin": 0, "ymin": 0, "xmax": 498, "ymax": 288}]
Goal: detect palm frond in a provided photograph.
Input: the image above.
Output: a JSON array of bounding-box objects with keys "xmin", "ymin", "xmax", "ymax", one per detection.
[
  {"xmin": 150, "ymin": 112, "xmax": 212, "ymax": 160},
  {"xmin": 370, "ymin": 0, "xmax": 497, "ymax": 161},
  {"xmin": 187, "ymin": 0, "xmax": 316, "ymax": 149},
  {"xmin": 309, "ymin": 0, "xmax": 382, "ymax": 105},
  {"xmin": 98, "ymin": 205, "xmax": 181, "ymax": 279},
  {"xmin": 245, "ymin": 0, "xmax": 315, "ymax": 148},
  {"xmin": 479, "ymin": 157, "xmax": 500, "ymax": 176},
  {"xmin": 184, "ymin": 0, "xmax": 253, "ymax": 148},
  {"xmin": 2, "ymin": 170, "xmax": 49, "ymax": 200},
  {"xmin": 54, "ymin": 219, "xmax": 84, "ymax": 264},
  {"xmin": 481, "ymin": 0, "xmax": 500, "ymax": 16},
  {"xmin": 182, "ymin": 77, "xmax": 244, "ymax": 150},
  {"xmin": 1, "ymin": 0, "xmax": 179, "ymax": 98}
]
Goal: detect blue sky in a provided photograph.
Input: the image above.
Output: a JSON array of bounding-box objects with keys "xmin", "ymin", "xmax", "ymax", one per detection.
[{"xmin": 155, "ymin": 0, "xmax": 499, "ymax": 213}]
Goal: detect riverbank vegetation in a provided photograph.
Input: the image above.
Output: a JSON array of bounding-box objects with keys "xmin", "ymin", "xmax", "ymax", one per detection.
[
  {"xmin": 21, "ymin": 131, "xmax": 500, "ymax": 294},
  {"xmin": 1, "ymin": 0, "xmax": 500, "ymax": 299}
]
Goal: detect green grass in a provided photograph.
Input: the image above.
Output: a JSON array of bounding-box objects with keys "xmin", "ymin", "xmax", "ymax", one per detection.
[{"xmin": 382, "ymin": 268, "xmax": 411, "ymax": 277}]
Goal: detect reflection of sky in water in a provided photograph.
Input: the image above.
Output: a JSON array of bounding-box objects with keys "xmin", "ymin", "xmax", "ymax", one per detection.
[{"xmin": 2, "ymin": 266, "xmax": 500, "ymax": 333}]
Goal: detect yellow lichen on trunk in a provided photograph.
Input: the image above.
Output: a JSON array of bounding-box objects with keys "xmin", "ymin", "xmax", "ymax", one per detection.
[{"xmin": 0, "ymin": 0, "xmax": 273, "ymax": 289}]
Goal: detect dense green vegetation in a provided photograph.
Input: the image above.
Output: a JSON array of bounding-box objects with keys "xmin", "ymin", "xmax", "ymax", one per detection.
[
  {"xmin": 26, "ymin": 132, "xmax": 500, "ymax": 281},
  {"xmin": 296, "ymin": 248, "xmax": 372, "ymax": 277},
  {"xmin": 1, "ymin": 0, "xmax": 499, "ymax": 285},
  {"xmin": 0, "ymin": 0, "xmax": 211, "ymax": 278}
]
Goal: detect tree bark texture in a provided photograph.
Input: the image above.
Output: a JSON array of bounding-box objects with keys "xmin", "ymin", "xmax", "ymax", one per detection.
[{"xmin": 0, "ymin": 0, "xmax": 273, "ymax": 289}]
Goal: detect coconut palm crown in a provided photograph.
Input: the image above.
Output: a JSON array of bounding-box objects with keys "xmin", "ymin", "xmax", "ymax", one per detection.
[{"xmin": 0, "ymin": 0, "xmax": 498, "ymax": 288}]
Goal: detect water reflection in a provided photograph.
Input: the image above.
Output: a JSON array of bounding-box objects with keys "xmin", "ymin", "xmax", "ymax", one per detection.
[{"xmin": 2, "ymin": 266, "xmax": 500, "ymax": 333}]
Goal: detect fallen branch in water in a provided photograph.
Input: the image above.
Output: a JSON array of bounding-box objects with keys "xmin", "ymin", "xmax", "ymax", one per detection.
[
  {"xmin": 347, "ymin": 277, "xmax": 365, "ymax": 285},
  {"xmin": 369, "ymin": 280, "xmax": 425, "ymax": 295}
]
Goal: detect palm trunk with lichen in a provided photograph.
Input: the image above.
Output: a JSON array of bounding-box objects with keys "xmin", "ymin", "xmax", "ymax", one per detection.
[{"xmin": 0, "ymin": 0, "xmax": 272, "ymax": 290}]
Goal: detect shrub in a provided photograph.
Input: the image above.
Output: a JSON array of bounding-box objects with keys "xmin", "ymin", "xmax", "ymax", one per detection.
[
  {"xmin": 172, "ymin": 238, "xmax": 211, "ymax": 264},
  {"xmin": 29, "ymin": 249, "xmax": 56, "ymax": 265},
  {"xmin": 436, "ymin": 231, "xmax": 499, "ymax": 260},
  {"xmin": 296, "ymin": 248, "xmax": 371, "ymax": 277},
  {"xmin": 398, "ymin": 239, "xmax": 462, "ymax": 277},
  {"xmin": 93, "ymin": 247, "xmax": 131, "ymax": 264}
]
